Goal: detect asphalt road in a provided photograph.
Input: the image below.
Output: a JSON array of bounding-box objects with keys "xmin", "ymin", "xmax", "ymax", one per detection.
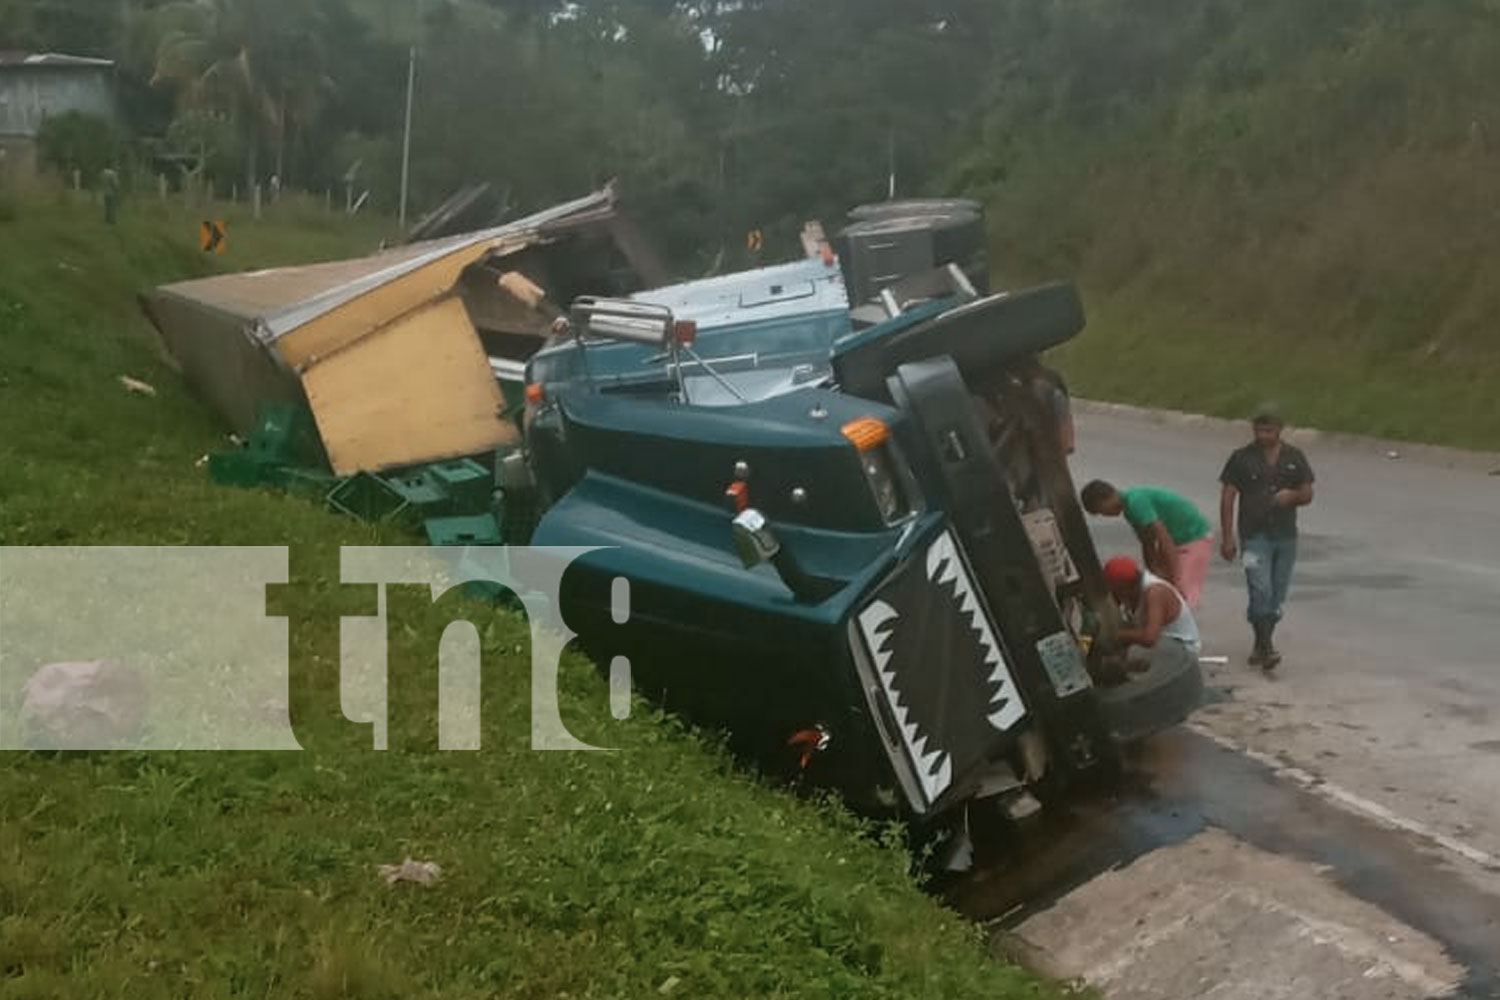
[{"xmin": 951, "ymin": 403, "xmax": 1500, "ymax": 1000}]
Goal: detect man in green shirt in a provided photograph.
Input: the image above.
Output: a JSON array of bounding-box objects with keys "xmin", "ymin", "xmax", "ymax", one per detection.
[{"xmin": 1081, "ymin": 480, "xmax": 1215, "ymax": 609}]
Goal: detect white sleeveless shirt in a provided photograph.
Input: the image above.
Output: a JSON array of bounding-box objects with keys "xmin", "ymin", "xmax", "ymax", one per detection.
[{"xmin": 1134, "ymin": 570, "xmax": 1202, "ymax": 653}]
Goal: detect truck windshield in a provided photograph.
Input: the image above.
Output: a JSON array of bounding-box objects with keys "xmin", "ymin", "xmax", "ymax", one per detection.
[{"xmin": 529, "ymin": 310, "xmax": 852, "ymax": 396}]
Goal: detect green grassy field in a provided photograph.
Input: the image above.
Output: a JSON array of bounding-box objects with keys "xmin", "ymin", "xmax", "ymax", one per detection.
[{"xmin": 0, "ymin": 193, "xmax": 1068, "ymax": 998}]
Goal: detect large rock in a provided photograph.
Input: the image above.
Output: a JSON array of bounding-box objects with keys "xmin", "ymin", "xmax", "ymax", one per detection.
[{"xmin": 20, "ymin": 660, "xmax": 149, "ymax": 748}]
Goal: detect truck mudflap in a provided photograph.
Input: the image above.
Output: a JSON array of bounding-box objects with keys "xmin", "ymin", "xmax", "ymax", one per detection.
[
  {"xmin": 887, "ymin": 355, "xmax": 1115, "ymax": 777},
  {"xmin": 848, "ymin": 524, "xmax": 1029, "ymax": 816}
]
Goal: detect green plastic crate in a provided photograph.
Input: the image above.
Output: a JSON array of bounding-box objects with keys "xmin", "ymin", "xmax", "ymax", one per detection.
[
  {"xmin": 247, "ymin": 401, "xmax": 326, "ymax": 469},
  {"xmin": 426, "ymin": 458, "xmax": 494, "ymax": 513},
  {"xmin": 385, "ymin": 468, "xmax": 450, "ymax": 511},
  {"xmin": 422, "ymin": 513, "xmax": 503, "ymax": 547},
  {"xmin": 327, "ymin": 472, "xmax": 411, "ymax": 521}
]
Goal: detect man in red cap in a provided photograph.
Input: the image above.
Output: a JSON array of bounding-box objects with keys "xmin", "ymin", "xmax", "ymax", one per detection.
[{"xmin": 1100, "ymin": 554, "xmax": 1201, "ymax": 677}]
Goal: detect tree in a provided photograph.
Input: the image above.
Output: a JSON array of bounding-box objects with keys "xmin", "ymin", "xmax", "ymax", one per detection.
[
  {"xmin": 0, "ymin": 0, "xmax": 122, "ymax": 55},
  {"xmin": 147, "ymin": 0, "xmax": 337, "ymax": 189}
]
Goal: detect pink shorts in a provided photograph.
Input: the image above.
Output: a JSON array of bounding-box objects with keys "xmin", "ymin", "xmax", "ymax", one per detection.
[{"xmin": 1175, "ymin": 536, "xmax": 1214, "ymax": 609}]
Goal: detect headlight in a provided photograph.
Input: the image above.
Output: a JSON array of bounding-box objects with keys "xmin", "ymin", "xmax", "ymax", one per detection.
[
  {"xmin": 862, "ymin": 447, "xmax": 906, "ymax": 521},
  {"xmin": 842, "ymin": 417, "xmax": 911, "ymax": 524}
]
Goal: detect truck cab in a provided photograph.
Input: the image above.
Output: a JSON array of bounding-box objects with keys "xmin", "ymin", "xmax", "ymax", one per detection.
[{"xmin": 510, "ymin": 203, "xmax": 1204, "ymax": 860}]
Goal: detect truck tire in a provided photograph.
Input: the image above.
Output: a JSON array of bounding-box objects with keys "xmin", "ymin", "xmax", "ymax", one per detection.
[
  {"xmin": 834, "ymin": 282, "xmax": 1086, "ymax": 400},
  {"xmin": 1092, "ymin": 647, "xmax": 1204, "ymax": 746}
]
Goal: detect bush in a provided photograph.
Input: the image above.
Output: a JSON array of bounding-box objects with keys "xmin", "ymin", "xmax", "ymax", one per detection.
[{"xmin": 35, "ymin": 111, "xmax": 126, "ymax": 187}]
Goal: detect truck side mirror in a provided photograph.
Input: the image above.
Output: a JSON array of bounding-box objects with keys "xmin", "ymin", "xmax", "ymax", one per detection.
[
  {"xmin": 731, "ymin": 508, "xmax": 781, "ymax": 568},
  {"xmin": 730, "ymin": 508, "xmax": 842, "ymax": 604}
]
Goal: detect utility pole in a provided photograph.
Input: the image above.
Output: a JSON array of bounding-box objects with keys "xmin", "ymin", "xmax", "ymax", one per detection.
[
  {"xmin": 887, "ymin": 125, "xmax": 896, "ymax": 200},
  {"xmin": 399, "ymin": 42, "xmax": 416, "ymax": 231}
]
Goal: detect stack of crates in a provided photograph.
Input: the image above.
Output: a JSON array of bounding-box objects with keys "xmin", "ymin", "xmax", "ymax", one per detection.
[
  {"xmin": 322, "ymin": 458, "xmax": 499, "ymax": 525},
  {"xmin": 419, "ymin": 459, "xmax": 501, "ymax": 554},
  {"xmin": 203, "ymin": 401, "xmax": 516, "ymax": 551}
]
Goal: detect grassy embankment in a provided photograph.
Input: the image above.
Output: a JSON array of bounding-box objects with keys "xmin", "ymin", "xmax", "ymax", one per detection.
[{"xmin": 0, "ymin": 191, "xmax": 1069, "ymax": 998}]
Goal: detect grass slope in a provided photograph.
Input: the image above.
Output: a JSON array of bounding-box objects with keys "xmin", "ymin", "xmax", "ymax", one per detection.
[
  {"xmin": 958, "ymin": 0, "xmax": 1500, "ymax": 451},
  {"xmin": 1050, "ymin": 290, "xmax": 1500, "ymax": 452},
  {"xmin": 0, "ymin": 194, "xmax": 1066, "ymax": 998}
]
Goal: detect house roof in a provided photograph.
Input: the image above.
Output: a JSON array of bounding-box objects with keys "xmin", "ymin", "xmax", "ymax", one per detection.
[{"xmin": 0, "ymin": 52, "xmax": 115, "ymax": 69}]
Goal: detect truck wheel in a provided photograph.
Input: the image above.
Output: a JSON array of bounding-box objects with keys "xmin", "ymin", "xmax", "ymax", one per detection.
[{"xmin": 1092, "ymin": 648, "xmax": 1204, "ymax": 746}]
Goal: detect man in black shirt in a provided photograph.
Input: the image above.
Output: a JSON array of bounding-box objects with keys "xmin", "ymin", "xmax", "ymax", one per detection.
[{"xmin": 1218, "ymin": 410, "xmax": 1315, "ymax": 670}]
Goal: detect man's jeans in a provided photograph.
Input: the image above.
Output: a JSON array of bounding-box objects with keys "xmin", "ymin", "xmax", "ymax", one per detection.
[{"xmin": 1242, "ymin": 534, "xmax": 1297, "ymax": 625}]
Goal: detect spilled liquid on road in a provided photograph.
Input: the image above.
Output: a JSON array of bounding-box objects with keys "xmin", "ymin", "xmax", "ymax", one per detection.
[{"xmin": 942, "ymin": 729, "xmax": 1500, "ymax": 999}]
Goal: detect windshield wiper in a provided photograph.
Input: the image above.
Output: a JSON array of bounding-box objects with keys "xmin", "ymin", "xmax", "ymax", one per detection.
[
  {"xmin": 677, "ymin": 343, "xmax": 749, "ymax": 403},
  {"xmin": 643, "ymin": 350, "xmax": 757, "ymax": 369}
]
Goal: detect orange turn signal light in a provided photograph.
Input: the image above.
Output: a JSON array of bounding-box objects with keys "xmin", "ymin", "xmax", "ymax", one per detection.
[
  {"xmin": 840, "ymin": 417, "xmax": 890, "ymax": 452},
  {"xmin": 525, "ymin": 383, "xmax": 545, "ymax": 405}
]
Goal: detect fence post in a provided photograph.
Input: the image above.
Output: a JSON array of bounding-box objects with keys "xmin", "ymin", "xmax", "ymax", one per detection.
[
  {"xmin": 72, "ymin": 169, "xmax": 81, "ymax": 193},
  {"xmin": 158, "ymin": 174, "xmax": 167, "ymax": 201},
  {"xmin": 253, "ymin": 183, "xmax": 262, "ymax": 220}
]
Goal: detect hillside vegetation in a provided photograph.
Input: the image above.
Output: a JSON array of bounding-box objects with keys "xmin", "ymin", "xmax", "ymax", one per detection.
[
  {"xmin": 0, "ymin": 193, "xmax": 1063, "ymax": 998},
  {"xmin": 950, "ymin": 0, "xmax": 1500, "ymax": 447}
]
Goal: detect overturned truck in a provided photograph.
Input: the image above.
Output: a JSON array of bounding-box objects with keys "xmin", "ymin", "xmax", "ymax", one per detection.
[
  {"xmin": 141, "ymin": 185, "xmax": 665, "ymax": 478},
  {"xmin": 511, "ymin": 201, "xmax": 1204, "ymax": 855}
]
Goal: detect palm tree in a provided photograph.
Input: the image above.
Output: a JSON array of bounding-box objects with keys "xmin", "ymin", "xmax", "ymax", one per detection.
[{"xmin": 149, "ymin": 0, "xmax": 332, "ymax": 191}]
